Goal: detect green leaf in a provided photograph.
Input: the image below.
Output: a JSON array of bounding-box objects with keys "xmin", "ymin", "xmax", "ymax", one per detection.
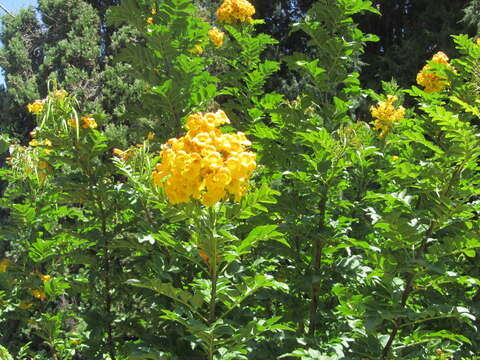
[
  {"xmin": 0, "ymin": 345, "xmax": 13, "ymax": 360},
  {"xmin": 127, "ymin": 279, "xmax": 205, "ymax": 314},
  {"xmin": 0, "ymin": 134, "xmax": 9, "ymax": 154},
  {"xmin": 237, "ymin": 225, "xmax": 288, "ymax": 255},
  {"xmin": 422, "ymin": 330, "xmax": 472, "ymax": 345},
  {"xmin": 122, "ymin": 343, "xmax": 165, "ymax": 360}
]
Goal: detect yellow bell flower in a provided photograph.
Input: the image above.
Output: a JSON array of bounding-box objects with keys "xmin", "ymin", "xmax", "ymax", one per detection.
[
  {"xmin": 216, "ymin": 0, "xmax": 255, "ymax": 24},
  {"xmin": 152, "ymin": 110, "xmax": 256, "ymax": 206},
  {"xmin": 416, "ymin": 51, "xmax": 453, "ymax": 93},
  {"xmin": 27, "ymin": 100, "xmax": 44, "ymax": 114}
]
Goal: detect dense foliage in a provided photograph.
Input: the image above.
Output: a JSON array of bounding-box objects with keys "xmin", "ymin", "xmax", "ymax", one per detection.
[
  {"xmin": 0, "ymin": 0, "xmax": 141, "ymax": 139},
  {"xmin": 1, "ymin": 0, "xmax": 480, "ymax": 359}
]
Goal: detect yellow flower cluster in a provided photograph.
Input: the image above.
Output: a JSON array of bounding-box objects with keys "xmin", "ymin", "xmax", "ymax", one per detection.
[
  {"xmin": 416, "ymin": 51, "xmax": 452, "ymax": 93},
  {"xmin": 208, "ymin": 27, "xmax": 225, "ymax": 47},
  {"xmin": 152, "ymin": 110, "xmax": 256, "ymax": 206},
  {"xmin": 112, "ymin": 147, "xmax": 133, "ymax": 161},
  {"xmin": 38, "ymin": 274, "xmax": 51, "ymax": 282},
  {"xmin": 81, "ymin": 115, "xmax": 97, "ymax": 129},
  {"xmin": 27, "ymin": 100, "xmax": 45, "ymax": 114},
  {"xmin": 147, "ymin": 17, "xmax": 154, "ymax": 25},
  {"xmin": 31, "ymin": 289, "xmax": 47, "ymax": 301},
  {"xmin": 53, "ymin": 89, "xmax": 68, "ymax": 99},
  {"xmin": 38, "ymin": 161, "xmax": 49, "ymax": 170},
  {"xmin": 370, "ymin": 95, "xmax": 405, "ymax": 138},
  {"xmin": 189, "ymin": 45, "xmax": 204, "ymax": 54},
  {"xmin": 29, "ymin": 138, "xmax": 52, "ymax": 147},
  {"xmin": 216, "ymin": 0, "xmax": 255, "ymax": 24},
  {"xmin": 69, "ymin": 115, "xmax": 98, "ymax": 129},
  {"xmin": 0, "ymin": 258, "xmax": 10, "ymax": 272}
]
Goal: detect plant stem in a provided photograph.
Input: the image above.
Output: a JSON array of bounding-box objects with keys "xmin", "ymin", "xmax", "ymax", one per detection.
[
  {"xmin": 209, "ymin": 267, "xmax": 218, "ymax": 323},
  {"xmin": 208, "ymin": 338, "xmax": 215, "ymax": 360},
  {"xmin": 207, "ymin": 207, "xmax": 218, "ymax": 360},
  {"xmin": 207, "ymin": 265, "xmax": 218, "ymax": 360},
  {"xmin": 308, "ymin": 189, "xmax": 328, "ymax": 336},
  {"xmin": 381, "ymin": 224, "xmax": 434, "ymax": 359},
  {"xmin": 98, "ymin": 198, "xmax": 116, "ymax": 360}
]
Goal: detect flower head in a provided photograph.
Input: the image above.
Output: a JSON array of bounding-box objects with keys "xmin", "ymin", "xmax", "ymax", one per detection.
[
  {"xmin": 112, "ymin": 148, "xmax": 132, "ymax": 161},
  {"xmin": 147, "ymin": 17, "xmax": 154, "ymax": 25},
  {"xmin": 31, "ymin": 289, "xmax": 47, "ymax": 301},
  {"xmin": 68, "ymin": 118, "xmax": 77, "ymax": 127},
  {"xmin": 53, "ymin": 89, "xmax": 68, "ymax": 99},
  {"xmin": 416, "ymin": 51, "xmax": 453, "ymax": 93},
  {"xmin": 370, "ymin": 95, "xmax": 405, "ymax": 138},
  {"xmin": 81, "ymin": 115, "xmax": 97, "ymax": 129},
  {"xmin": 38, "ymin": 161, "xmax": 49, "ymax": 170},
  {"xmin": 189, "ymin": 45, "xmax": 204, "ymax": 54},
  {"xmin": 152, "ymin": 110, "xmax": 256, "ymax": 206},
  {"xmin": 27, "ymin": 100, "xmax": 44, "ymax": 114},
  {"xmin": 29, "ymin": 139, "xmax": 39, "ymax": 147},
  {"xmin": 38, "ymin": 274, "xmax": 51, "ymax": 282},
  {"xmin": 208, "ymin": 27, "xmax": 225, "ymax": 47},
  {"xmin": 216, "ymin": 0, "xmax": 255, "ymax": 24}
]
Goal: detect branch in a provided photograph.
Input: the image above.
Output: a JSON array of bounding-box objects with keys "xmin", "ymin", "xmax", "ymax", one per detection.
[{"xmin": 0, "ymin": 3, "xmax": 14, "ymax": 18}]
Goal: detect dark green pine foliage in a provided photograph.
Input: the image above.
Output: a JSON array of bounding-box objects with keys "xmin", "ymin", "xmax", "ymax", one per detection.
[
  {"xmin": 0, "ymin": 0, "xmax": 141, "ymax": 141},
  {"xmin": 357, "ymin": 0, "xmax": 476, "ymax": 89},
  {"xmin": 0, "ymin": 8, "xmax": 43, "ymax": 136},
  {"xmin": 38, "ymin": 0, "xmax": 103, "ymax": 107},
  {"xmin": 463, "ymin": 0, "xmax": 480, "ymax": 33}
]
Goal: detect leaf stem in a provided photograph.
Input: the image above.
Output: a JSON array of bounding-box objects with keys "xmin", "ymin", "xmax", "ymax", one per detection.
[{"xmin": 308, "ymin": 188, "xmax": 328, "ymax": 336}]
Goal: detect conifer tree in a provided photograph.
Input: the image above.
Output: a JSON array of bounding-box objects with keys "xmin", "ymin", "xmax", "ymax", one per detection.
[{"xmin": 0, "ymin": 0, "xmax": 140, "ymax": 139}]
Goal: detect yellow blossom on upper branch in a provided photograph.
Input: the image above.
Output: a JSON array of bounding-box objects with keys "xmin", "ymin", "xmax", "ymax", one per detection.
[
  {"xmin": 27, "ymin": 100, "xmax": 45, "ymax": 114},
  {"xmin": 151, "ymin": 8, "xmax": 157, "ymax": 15},
  {"xmin": 216, "ymin": 0, "xmax": 255, "ymax": 24},
  {"xmin": 208, "ymin": 27, "xmax": 225, "ymax": 47},
  {"xmin": 416, "ymin": 51, "xmax": 453, "ymax": 93},
  {"xmin": 152, "ymin": 110, "xmax": 256, "ymax": 206},
  {"xmin": 370, "ymin": 95, "xmax": 405, "ymax": 138}
]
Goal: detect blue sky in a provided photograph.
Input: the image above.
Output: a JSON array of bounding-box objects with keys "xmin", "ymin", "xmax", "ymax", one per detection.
[
  {"xmin": 0, "ymin": 0, "xmax": 37, "ymax": 14},
  {"xmin": 0, "ymin": 0, "xmax": 37, "ymax": 86}
]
